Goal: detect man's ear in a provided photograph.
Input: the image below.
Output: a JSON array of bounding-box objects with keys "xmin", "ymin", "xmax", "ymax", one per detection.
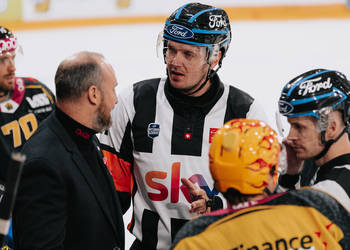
[
  {"xmin": 87, "ymin": 85, "xmax": 101, "ymax": 105},
  {"xmin": 326, "ymin": 112, "xmax": 342, "ymax": 139},
  {"xmin": 210, "ymin": 50, "xmax": 222, "ymax": 70}
]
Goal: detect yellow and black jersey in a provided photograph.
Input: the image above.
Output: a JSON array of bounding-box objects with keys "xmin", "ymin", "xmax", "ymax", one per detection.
[
  {"xmin": 172, "ymin": 188, "xmax": 350, "ymax": 250},
  {"xmin": 0, "ymin": 77, "xmax": 55, "ymax": 151},
  {"xmin": 0, "ymin": 77, "xmax": 55, "ymax": 180}
]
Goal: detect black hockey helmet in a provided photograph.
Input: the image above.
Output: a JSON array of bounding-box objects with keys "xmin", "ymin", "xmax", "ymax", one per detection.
[
  {"xmin": 279, "ymin": 69, "xmax": 350, "ymax": 125},
  {"xmin": 278, "ymin": 69, "xmax": 350, "ymax": 159},
  {"xmin": 0, "ymin": 26, "xmax": 19, "ymax": 56},
  {"xmin": 162, "ymin": 2, "xmax": 231, "ymax": 66}
]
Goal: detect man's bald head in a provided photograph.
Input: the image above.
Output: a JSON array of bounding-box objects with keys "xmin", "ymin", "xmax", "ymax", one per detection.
[{"xmin": 55, "ymin": 51, "xmax": 105, "ymax": 101}]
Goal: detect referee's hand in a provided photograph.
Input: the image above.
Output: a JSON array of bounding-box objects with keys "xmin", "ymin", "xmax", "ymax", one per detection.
[{"xmin": 181, "ymin": 178, "xmax": 209, "ymax": 215}]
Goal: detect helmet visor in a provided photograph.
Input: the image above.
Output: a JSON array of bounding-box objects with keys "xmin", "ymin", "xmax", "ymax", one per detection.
[
  {"xmin": 156, "ymin": 31, "xmax": 208, "ymax": 70},
  {"xmin": 156, "ymin": 31, "xmax": 164, "ymax": 61},
  {"xmin": 275, "ymin": 109, "xmax": 291, "ymax": 139}
]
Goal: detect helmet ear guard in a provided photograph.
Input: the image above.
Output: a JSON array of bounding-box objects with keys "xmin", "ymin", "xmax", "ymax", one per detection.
[
  {"xmin": 207, "ymin": 29, "xmax": 231, "ymax": 66},
  {"xmin": 315, "ymin": 106, "xmax": 331, "ymax": 132},
  {"xmin": 206, "ymin": 45, "xmax": 220, "ymax": 65}
]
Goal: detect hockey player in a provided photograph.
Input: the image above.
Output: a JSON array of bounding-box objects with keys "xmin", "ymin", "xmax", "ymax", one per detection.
[
  {"xmin": 277, "ymin": 69, "xmax": 350, "ymax": 211},
  {"xmin": 172, "ymin": 119, "xmax": 350, "ymax": 249},
  {"xmin": 0, "ymin": 26, "xmax": 55, "ymax": 249},
  {"xmin": 0, "ymin": 26, "xmax": 55, "ymax": 160},
  {"xmin": 99, "ymin": 3, "xmax": 268, "ymax": 249}
]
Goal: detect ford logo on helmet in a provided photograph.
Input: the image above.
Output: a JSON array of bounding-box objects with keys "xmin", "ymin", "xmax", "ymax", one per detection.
[
  {"xmin": 279, "ymin": 100, "xmax": 294, "ymax": 115},
  {"xmin": 166, "ymin": 24, "xmax": 194, "ymax": 39}
]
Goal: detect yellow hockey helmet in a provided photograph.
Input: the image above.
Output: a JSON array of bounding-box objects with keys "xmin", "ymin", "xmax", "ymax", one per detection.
[{"xmin": 209, "ymin": 119, "xmax": 280, "ymax": 194}]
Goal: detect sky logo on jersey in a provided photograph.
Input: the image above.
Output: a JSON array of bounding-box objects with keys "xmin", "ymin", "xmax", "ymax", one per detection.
[
  {"xmin": 166, "ymin": 24, "xmax": 194, "ymax": 39},
  {"xmin": 145, "ymin": 162, "xmax": 219, "ymax": 203},
  {"xmin": 147, "ymin": 123, "xmax": 160, "ymax": 139}
]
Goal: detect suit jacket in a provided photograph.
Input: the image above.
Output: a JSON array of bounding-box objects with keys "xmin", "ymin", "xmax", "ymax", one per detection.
[{"xmin": 13, "ymin": 112, "xmax": 125, "ymax": 250}]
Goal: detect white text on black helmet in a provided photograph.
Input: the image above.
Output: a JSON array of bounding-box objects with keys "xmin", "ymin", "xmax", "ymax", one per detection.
[
  {"xmin": 209, "ymin": 15, "xmax": 227, "ymax": 28},
  {"xmin": 298, "ymin": 77, "xmax": 332, "ymax": 96}
]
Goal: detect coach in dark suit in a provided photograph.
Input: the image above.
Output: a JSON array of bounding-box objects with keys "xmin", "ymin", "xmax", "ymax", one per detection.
[{"xmin": 13, "ymin": 51, "xmax": 124, "ymax": 250}]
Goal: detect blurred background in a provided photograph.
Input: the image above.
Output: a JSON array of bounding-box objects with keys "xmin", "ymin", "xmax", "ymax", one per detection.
[{"xmin": 2, "ymin": 0, "xmax": 350, "ymax": 248}]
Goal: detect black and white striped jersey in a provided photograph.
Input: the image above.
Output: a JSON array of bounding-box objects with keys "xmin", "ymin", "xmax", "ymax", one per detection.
[
  {"xmin": 99, "ymin": 73, "xmax": 268, "ymax": 250},
  {"xmin": 312, "ymin": 154, "xmax": 350, "ymax": 211},
  {"xmin": 279, "ymin": 154, "xmax": 350, "ymax": 211}
]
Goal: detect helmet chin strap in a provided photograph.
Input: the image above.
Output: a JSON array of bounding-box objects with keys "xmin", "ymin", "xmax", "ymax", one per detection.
[
  {"xmin": 185, "ymin": 64, "xmax": 220, "ymax": 96},
  {"xmin": 313, "ymin": 126, "xmax": 347, "ymax": 160}
]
